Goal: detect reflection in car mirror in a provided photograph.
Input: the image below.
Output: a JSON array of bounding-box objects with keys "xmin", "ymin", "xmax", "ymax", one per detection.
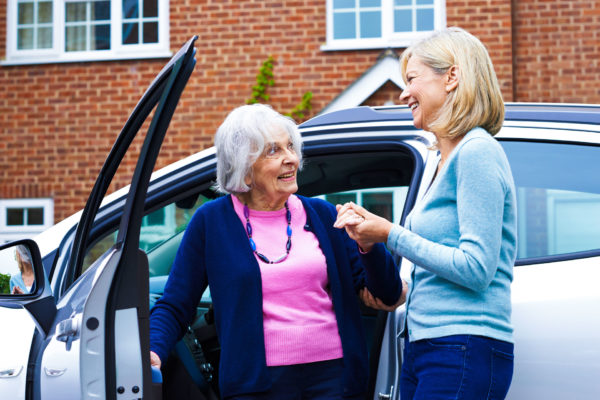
[
  {"xmin": 0, "ymin": 242, "xmax": 36, "ymax": 296},
  {"xmin": 0, "ymin": 239, "xmax": 57, "ymax": 336}
]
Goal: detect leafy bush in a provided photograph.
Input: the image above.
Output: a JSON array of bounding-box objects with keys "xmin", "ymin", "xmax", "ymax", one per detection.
[{"xmin": 0, "ymin": 273, "xmax": 10, "ymax": 294}]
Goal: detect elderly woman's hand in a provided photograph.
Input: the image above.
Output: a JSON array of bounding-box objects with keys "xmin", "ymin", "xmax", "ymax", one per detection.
[
  {"xmin": 360, "ymin": 279, "xmax": 408, "ymax": 311},
  {"xmin": 150, "ymin": 351, "xmax": 162, "ymax": 369},
  {"xmin": 333, "ymin": 202, "xmax": 393, "ymax": 252}
]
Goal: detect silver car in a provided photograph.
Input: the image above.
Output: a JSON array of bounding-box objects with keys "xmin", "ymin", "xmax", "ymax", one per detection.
[{"xmin": 1, "ymin": 37, "xmax": 599, "ymax": 399}]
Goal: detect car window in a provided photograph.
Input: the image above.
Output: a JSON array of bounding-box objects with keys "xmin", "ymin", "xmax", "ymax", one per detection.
[
  {"xmin": 82, "ymin": 194, "xmax": 210, "ymax": 274},
  {"xmin": 501, "ymin": 141, "xmax": 600, "ymax": 260}
]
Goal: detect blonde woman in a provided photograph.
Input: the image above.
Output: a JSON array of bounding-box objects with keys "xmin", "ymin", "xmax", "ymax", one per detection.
[{"xmin": 335, "ymin": 27, "xmax": 516, "ymax": 399}]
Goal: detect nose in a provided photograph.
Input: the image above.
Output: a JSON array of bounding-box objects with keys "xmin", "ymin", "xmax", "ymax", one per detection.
[
  {"xmin": 283, "ymin": 147, "xmax": 299, "ymax": 164},
  {"xmin": 399, "ymin": 88, "xmax": 410, "ymax": 104}
]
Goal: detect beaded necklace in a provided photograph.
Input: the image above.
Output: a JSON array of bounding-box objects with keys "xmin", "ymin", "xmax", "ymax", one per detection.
[{"xmin": 244, "ymin": 201, "xmax": 292, "ymax": 264}]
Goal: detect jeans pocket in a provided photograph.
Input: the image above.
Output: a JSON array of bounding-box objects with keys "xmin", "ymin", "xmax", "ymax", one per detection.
[
  {"xmin": 424, "ymin": 335, "xmax": 469, "ymax": 351},
  {"xmin": 488, "ymin": 347, "xmax": 514, "ymax": 400}
]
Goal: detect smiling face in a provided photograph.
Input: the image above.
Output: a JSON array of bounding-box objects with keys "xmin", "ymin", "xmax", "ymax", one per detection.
[
  {"xmin": 399, "ymin": 56, "xmax": 451, "ymax": 133},
  {"xmin": 243, "ymin": 129, "xmax": 300, "ymax": 210}
]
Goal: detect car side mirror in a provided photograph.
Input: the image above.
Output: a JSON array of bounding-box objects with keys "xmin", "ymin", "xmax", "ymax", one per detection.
[{"xmin": 0, "ymin": 239, "xmax": 57, "ymax": 337}]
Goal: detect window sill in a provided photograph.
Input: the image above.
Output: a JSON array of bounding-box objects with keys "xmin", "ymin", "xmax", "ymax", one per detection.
[{"xmin": 1, "ymin": 50, "xmax": 173, "ymax": 66}]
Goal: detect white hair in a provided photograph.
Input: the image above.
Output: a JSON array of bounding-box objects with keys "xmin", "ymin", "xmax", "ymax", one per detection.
[{"xmin": 214, "ymin": 104, "xmax": 303, "ymax": 194}]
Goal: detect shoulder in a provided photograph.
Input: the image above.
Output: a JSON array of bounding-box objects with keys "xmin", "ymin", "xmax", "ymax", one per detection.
[{"xmin": 456, "ymin": 128, "xmax": 505, "ymax": 166}]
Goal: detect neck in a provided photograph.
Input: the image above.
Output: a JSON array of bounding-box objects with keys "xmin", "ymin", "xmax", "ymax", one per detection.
[
  {"xmin": 234, "ymin": 193, "xmax": 290, "ymax": 211},
  {"xmin": 436, "ymin": 135, "xmax": 463, "ymax": 168}
]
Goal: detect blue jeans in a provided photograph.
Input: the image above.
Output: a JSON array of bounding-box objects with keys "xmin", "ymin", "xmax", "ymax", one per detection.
[
  {"xmin": 226, "ymin": 358, "xmax": 362, "ymax": 400},
  {"xmin": 401, "ymin": 335, "xmax": 514, "ymax": 400}
]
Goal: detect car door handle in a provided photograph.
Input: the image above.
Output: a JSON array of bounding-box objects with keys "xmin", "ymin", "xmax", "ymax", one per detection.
[
  {"xmin": 0, "ymin": 366, "xmax": 23, "ymax": 378},
  {"xmin": 44, "ymin": 367, "xmax": 67, "ymax": 377}
]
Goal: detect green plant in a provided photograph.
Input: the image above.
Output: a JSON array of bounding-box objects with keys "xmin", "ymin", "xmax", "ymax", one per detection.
[
  {"xmin": 0, "ymin": 273, "xmax": 10, "ymax": 294},
  {"xmin": 286, "ymin": 91, "xmax": 313, "ymax": 121},
  {"xmin": 247, "ymin": 56, "xmax": 313, "ymax": 122},
  {"xmin": 247, "ymin": 56, "xmax": 275, "ymax": 104}
]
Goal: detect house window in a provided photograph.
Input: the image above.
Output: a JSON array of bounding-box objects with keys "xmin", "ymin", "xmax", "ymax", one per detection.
[
  {"xmin": 4, "ymin": 0, "xmax": 170, "ymax": 65},
  {"xmin": 323, "ymin": 0, "xmax": 446, "ymax": 51},
  {"xmin": 0, "ymin": 199, "xmax": 54, "ymax": 243}
]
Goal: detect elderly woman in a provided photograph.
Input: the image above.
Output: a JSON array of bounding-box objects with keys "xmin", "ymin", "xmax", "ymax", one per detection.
[
  {"xmin": 149, "ymin": 104, "xmax": 403, "ymax": 399},
  {"xmin": 335, "ymin": 27, "xmax": 517, "ymax": 399}
]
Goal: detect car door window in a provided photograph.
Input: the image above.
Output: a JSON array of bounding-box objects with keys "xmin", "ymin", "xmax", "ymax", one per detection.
[{"xmin": 501, "ymin": 141, "xmax": 600, "ymax": 260}]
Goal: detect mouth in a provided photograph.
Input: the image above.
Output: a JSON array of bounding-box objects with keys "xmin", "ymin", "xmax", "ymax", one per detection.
[
  {"xmin": 409, "ymin": 102, "xmax": 419, "ymax": 111},
  {"xmin": 278, "ymin": 171, "xmax": 296, "ymax": 180}
]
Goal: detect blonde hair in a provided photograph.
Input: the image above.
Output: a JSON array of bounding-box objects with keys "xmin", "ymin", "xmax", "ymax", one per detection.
[{"xmin": 400, "ymin": 27, "xmax": 504, "ymax": 137}]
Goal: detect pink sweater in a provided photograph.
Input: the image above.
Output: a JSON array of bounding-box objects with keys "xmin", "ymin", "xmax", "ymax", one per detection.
[{"xmin": 232, "ymin": 194, "xmax": 343, "ymax": 366}]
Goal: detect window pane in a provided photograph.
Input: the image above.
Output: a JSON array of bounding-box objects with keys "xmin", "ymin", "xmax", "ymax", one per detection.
[
  {"xmin": 360, "ymin": 0, "xmax": 380, "ymax": 6},
  {"xmin": 143, "ymin": 0, "xmax": 158, "ymax": 17},
  {"xmin": 122, "ymin": 22, "xmax": 139, "ymax": 44},
  {"xmin": 17, "ymin": 28, "xmax": 35, "ymax": 49},
  {"xmin": 145, "ymin": 208, "xmax": 165, "ymax": 226},
  {"xmin": 501, "ymin": 141, "xmax": 600, "ymax": 259},
  {"xmin": 92, "ymin": 1, "xmax": 111, "ymax": 21},
  {"xmin": 92, "ymin": 24, "xmax": 110, "ymax": 49},
  {"xmin": 363, "ymin": 192, "xmax": 393, "ymax": 221},
  {"xmin": 417, "ymin": 0, "xmax": 434, "ymax": 4},
  {"xmin": 416, "ymin": 8, "xmax": 434, "ymax": 31},
  {"xmin": 38, "ymin": 2, "xmax": 53, "ymax": 23},
  {"xmin": 7, "ymin": 209, "xmax": 25, "ymax": 226},
  {"xmin": 66, "ymin": 25, "xmax": 86, "ymax": 51},
  {"xmin": 123, "ymin": 0, "xmax": 139, "ymax": 18},
  {"xmin": 325, "ymin": 193, "xmax": 356, "ymax": 206},
  {"xmin": 18, "ymin": 2, "xmax": 34, "ymax": 25},
  {"xmin": 395, "ymin": 0, "xmax": 411, "ymax": 5},
  {"xmin": 37, "ymin": 27, "xmax": 53, "ymax": 48},
  {"xmin": 143, "ymin": 21, "xmax": 158, "ymax": 43},
  {"xmin": 334, "ymin": 0, "xmax": 355, "ymax": 9},
  {"xmin": 27, "ymin": 208, "xmax": 44, "ymax": 225},
  {"xmin": 360, "ymin": 11, "xmax": 381, "ymax": 38},
  {"xmin": 394, "ymin": 9, "xmax": 412, "ymax": 32},
  {"xmin": 333, "ymin": 12, "xmax": 356, "ymax": 39},
  {"xmin": 66, "ymin": 2, "xmax": 87, "ymax": 22}
]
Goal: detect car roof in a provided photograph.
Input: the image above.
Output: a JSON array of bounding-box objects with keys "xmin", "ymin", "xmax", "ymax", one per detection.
[{"xmin": 300, "ymin": 103, "xmax": 600, "ymax": 129}]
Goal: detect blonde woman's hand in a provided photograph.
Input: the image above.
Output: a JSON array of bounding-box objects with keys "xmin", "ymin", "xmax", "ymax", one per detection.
[{"xmin": 334, "ymin": 202, "xmax": 393, "ymax": 252}]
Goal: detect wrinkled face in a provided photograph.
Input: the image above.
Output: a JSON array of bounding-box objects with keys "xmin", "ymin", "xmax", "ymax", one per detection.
[
  {"xmin": 245, "ymin": 129, "xmax": 300, "ymax": 209},
  {"xmin": 400, "ymin": 56, "xmax": 449, "ymax": 132}
]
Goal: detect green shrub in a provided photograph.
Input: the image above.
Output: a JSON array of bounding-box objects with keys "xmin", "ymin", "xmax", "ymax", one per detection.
[{"xmin": 0, "ymin": 273, "xmax": 10, "ymax": 294}]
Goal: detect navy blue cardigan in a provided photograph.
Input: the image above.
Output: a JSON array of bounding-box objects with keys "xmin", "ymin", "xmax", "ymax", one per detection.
[{"xmin": 149, "ymin": 195, "xmax": 401, "ymax": 398}]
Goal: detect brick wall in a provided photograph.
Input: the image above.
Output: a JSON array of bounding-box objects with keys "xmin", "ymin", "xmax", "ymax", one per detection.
[
  {"xmin": 513, "ymin": 0, "xmax": 600, "ymax": 103},
  {"xmin": 1, "ymin": 0, "xmax": 599, "ymax": 222}
]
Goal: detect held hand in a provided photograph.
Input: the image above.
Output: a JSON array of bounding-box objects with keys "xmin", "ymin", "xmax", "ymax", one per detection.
[
  {"xmin": 150, "ymin": 351, "xmax": 162, "ymax": 369},
  {"xmin": 334, "ymin": 202, "xmax": 393, "ymax": 252},
  {"xmin": 12, "ymin": 286, "xmax": 24, "ymax": 295},
  {"xmin": 360, "ymin": 280, "xmax": 408, "ymax": 311}
]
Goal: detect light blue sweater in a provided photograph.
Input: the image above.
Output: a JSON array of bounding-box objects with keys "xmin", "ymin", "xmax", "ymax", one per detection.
[{"xmin": 388, "ymin": 127, "xmax": 517, "ymax": 343}]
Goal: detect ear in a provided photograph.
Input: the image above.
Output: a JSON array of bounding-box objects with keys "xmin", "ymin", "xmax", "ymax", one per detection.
[
  {"xmin": 244, "ymin": 171, "xmax": 253, "ymax": 187},
  {"xmin": 445, "ymin": 65, "xmax": 459, "ymax": 93}
]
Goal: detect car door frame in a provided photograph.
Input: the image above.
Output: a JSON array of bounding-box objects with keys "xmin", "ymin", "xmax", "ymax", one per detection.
[{"xmin": 0, "ymin": 37, "xmax": 198, "ymax": 400}]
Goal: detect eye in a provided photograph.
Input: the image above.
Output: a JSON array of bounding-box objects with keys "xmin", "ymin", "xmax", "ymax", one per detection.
[
  {"xmin": 266, "ymin": 144, "xmax": 279, "ymax": 156},
  {"xmin": 287, "ymin": 142, "xmax": 295, "ymax": 152}
]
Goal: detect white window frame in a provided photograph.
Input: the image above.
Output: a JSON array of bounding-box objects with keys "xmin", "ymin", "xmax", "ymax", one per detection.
[
  {"xmin": 0, "ymin": 198, "xmax": 54, "ymax": 242},
  {"xmin": 322, "ymin": 0, "xmax": 446, "ymax": 51},
  {"xmin": 3, "ymin": 0, "xmax": 171, "ymax": 66}
]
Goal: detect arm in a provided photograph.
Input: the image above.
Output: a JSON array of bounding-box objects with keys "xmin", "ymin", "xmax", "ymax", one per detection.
[{"xmin": 387, "ymin": 139, "xmax": 507, "ymax": 291}]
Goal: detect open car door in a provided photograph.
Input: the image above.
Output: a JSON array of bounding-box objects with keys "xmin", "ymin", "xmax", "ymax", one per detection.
[{"xmin": 0, "ymin": 37, "xmax": 197, "ymax": 400}]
